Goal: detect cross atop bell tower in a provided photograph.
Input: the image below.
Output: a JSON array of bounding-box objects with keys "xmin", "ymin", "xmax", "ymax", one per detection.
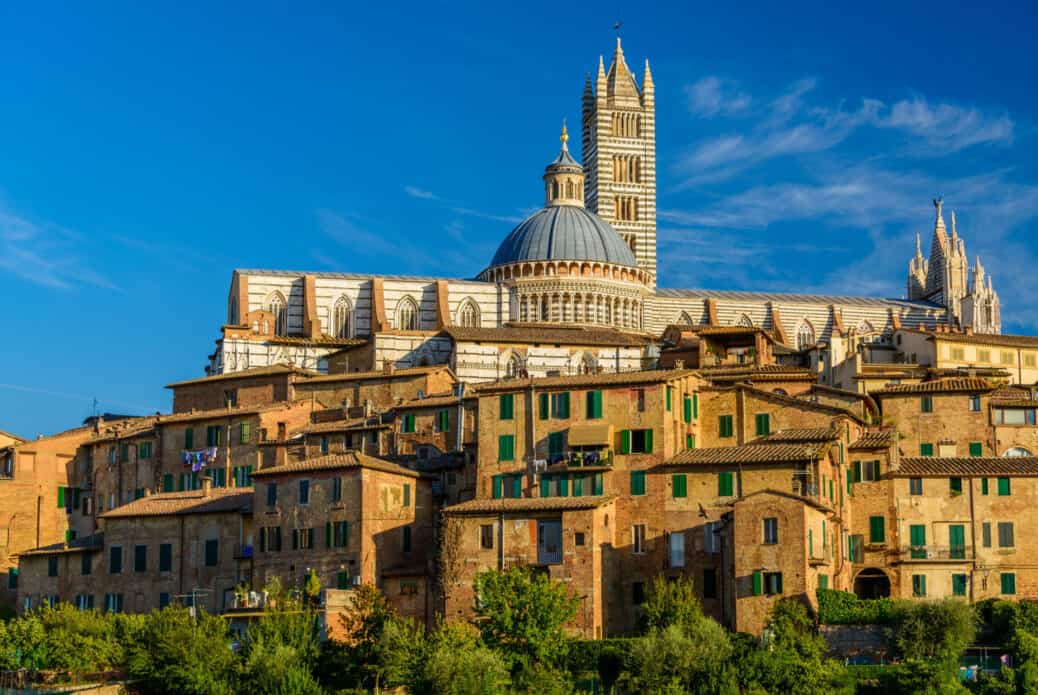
[{"xmin": 582, "ymin": 36, "xmax": 657, "ymax": 286}]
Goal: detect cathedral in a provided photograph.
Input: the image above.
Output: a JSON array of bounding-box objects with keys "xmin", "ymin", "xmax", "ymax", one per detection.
[{"xmin": 208, "ymin": 38, "xmax": 1001, "ymax": 384}]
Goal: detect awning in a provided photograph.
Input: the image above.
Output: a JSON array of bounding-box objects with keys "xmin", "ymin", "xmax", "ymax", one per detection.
[{"xmin": 567, "ymin": 422, "xmax": 613, "ymax": 446}]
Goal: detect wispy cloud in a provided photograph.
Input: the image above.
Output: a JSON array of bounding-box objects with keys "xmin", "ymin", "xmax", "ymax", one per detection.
[
  {"xmin": 685, "ymin": 76, "xmax": 752, "ymax": 117},
  {"xmin": 876, "ymin": 98, "xmax": 1014, "ymax": 151},
  {"xmin": 450, "ymin": 207, "xmax": 524, "ymax": 224},
  {"xmin": 403, "ymin": 185, "xmax": 439, "ymax": 200},
  {"xmin": 404, "ymin": 184, "xmax": 524, "ymax": 224},
  {"xmin": 0, "ymin": 202, "xmax": 117, "ymax": 291}
]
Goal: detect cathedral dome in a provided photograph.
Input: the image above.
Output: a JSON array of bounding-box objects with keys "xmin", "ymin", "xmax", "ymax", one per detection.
[{"xmin": 489, "ymin": 205, "xmax": 637, "ymax": 268}]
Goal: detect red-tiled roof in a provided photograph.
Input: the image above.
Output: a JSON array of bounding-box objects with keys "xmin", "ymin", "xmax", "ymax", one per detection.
[
  {"xmin": 753, "ymin": 427, "xmax": 840, "ymax": 444},
  {"xmin": 850, "ymin": 431, "xmax": 897, "ymax": 449},
  {"xmin": 873, "ymin": 378, "xmax": 997, "ymax": 395},
  {"xmin": 100, "ymin": 489, "xmax": 252, "ymax": 518},
  {"xmin": 473, "ymin": 368, "xmax": 697, "ymax": 393},
  {"xmin": 666, "ymin": 443, "xmax": 828, "ymax": 466},
  {"xmin": 444, "ymin": 495, "xmax": 615, "ymax": 514},
  {"xmin": 251, "ymin": 451, "xmax": 420, "ymax": 479},
  {"xmin": 17, "ymin": 534, "xmax": 104, "ymax": 557},
  {"xmin": 295, "ymin": 365, "xmax": 453, "ymax": 384},
  {"xmin": 165, "ymin": 364, "xmax": 317, "ymax": 388},
  {"xmin": 894, "ymin": 457, "xmax": 1038, "ymax": 477},
  {"xmin": 909, "ymin": 330, "xmax": 1038, "ymax": 349}
]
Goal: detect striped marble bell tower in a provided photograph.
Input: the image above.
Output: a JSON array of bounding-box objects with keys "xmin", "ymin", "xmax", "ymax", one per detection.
[{"xmin": 582, "ymin": 37, "xmax": 658, "ymax": 287}]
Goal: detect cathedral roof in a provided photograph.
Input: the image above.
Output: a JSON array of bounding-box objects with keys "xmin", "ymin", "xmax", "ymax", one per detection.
[{"xmin": 488, "ymin": 205, "xmax": 637, "ymax": 267}]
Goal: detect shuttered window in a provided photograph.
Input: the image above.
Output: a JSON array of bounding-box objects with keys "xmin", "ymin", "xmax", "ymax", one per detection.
[
  {"xmin": 969, "ymin": 441, "xmax": 983, "ymax": 457},
  {"xmin": 718, "ymin": 471, "xmax": 734, "ymax": 497},
  {"xmin": 630, "ymin": 470, "xmax": 646, "ymax": 496},
  {"xmin": 920, "ymin": 443, "xmax": 934, "ymax": 457},
  {"xmin": 498, "ymin": 435, "xmax": 515, "ymax": 461},
  {"xmin": 869, "ymin": 516, "xmax": 885, "ymax": 543},
  {"xmin": 672, "ymin": 474, "xmax": 687, "ymax": 498},
  {"xmin": 1002, "ymin": 573, "xmax": 1017, "ymax": 595},
  {"xmin": 719, "ymin": 415, "xmax": 734, "ymax": 438},
  {"xmin": 683, "ymin": 397, "xmax": 692, "ymax": 423},
  {"xmin": 499, "ymin": 394, "xmax": 514, "ymax": 420},
  {"xmin": 755, "ymin": 413, "xmax": 770, "ymax": 436},
  {"xmin": 437, "ymin": 409, "xmax": 450, "ymax": 432},
  {"xmin": 586, "ymin": 390, "xmax": 603, "ymax": 419},
  {"xmin": 998, "ymin": 477, "xmax": 1011, "ymax": 496},
  {"xmin": 539, "ymin": 393, "xmax": 549, "ymax": 420}
]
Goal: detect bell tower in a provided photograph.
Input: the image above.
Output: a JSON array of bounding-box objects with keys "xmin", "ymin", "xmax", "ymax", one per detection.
[{"xmin": 582, "ymin": 37, "xmax": 657, "ymax": 286}]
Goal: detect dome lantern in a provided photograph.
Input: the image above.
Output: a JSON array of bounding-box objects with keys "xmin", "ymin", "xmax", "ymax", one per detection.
[{"xmin": 543, "ymin": 120, "xmax": 585, "ymax": 207}]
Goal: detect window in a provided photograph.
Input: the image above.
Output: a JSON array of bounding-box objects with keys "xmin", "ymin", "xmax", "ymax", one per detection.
[
  {"xmin": 910, "ymin": 525, "xmax": 926, "ymax": 558},
  {"xmin": 978, "ymin": 349, "xmax": 991, "ymax": 363},
  {"xmin": 498, "ymin": 435, "xmax": 515, "ymax": 461},
  {"xmin": 952, "ymin": 574, "xmax": 967, "ymax": 597},
  {"xmin": 48, "ymin": 556, "xmax": 58, "ymax": 577},
  {"xmin": 332, "ymin": 477, "xmax": 342, "ymax": 503},
  {"xmin": 763, "ymin": 518, "xmax": 778, "ymax": 545},
  {"xmin": 299, "ymin": 480, "xmax": 310, "ymax": 505},
  {"xmin": 994, "ymin": 408, "xmax": 1038, "ymax": 426},
  {"xmin": 764, "ymin": 572, "xmax": 783, "ymax": 595},
  {"xmin": 499, "ymin": 394, "xmax": 514, "ymax": 420},
  {"xmin": 920, "ymin": 443, "xmax": 934, "ymax": 457},
  {"xmin": 402, "ymin": 483, "xmax": 411, "ymax": 507},
  {"xmin": 702, "ymin": 569, "xmax": 717, "ymax": 598},
  {"xmin": 105, "ymin": 593, "xmax": 124, "ymax": 614},
  {"xmin": 921, "ymin": 396, "xmax": 934, "ymax": 413},
  {"xmin": 718, "ymin": 415, "xmax": 734, "ymax": 438},
  {"xmin": 634, "ymin": 389, "xmax": 646, "ymax": 412},
  {"xmin": 138, "ymin": 442, "xmax": 152, "ymax": 459},
  {"xmin": 480, "ymin": 524, "xmax": 494, "ymax": 549},
  {"xmin": 266, "ymin": 483, "xmax": 278, "ymax": 507},
  {"xmin": 1002, "ymin": 351, "xmax": 1015, "ymax": 365},
  {"xmin": 981, "ymin": 478, "xmax": 989, "ymax": 495},
  {"xmin": 683, "ymin": 396, "xmax": 693, "ymax": 423},
  {"xmin": 292, "ymin": 528, "xmax": 314, "ymax": 551},
  {"xmin": 632, "ymin": 525, "xmax": 646, "ymax": 554},
  {"xmin": 669, "ymin": 531, "xmax": 685, "ymax": 567},
  {"xmin": 402, "ymin": 526, "xmax": 412, "ymax": 553},
  {"xmin": 436, "ymin": 409, "xmax": 450, "ymax": 432},
  {"xmin": 630, "ymin": 470, "xmax": 646, "ymax": 496},
  {"xmin": 547, "ymin": 431, "xmax": 565, "ymax": 458},
  {"xmin": 492, "ymin": 473, "xmax": 522, "ymax": 499},
  {"xmin": 672, "ymin": 474, "xmax": 687, "ymax": 498},
  {"xmin": 869, "ymin": 516, "xmax": 885, "ymax": 544},
  {"xmin": 401, "ymin": 414, "xmax": 416, "ymax": 433},
  {"xmin": 396, "ymin": 296, "xmax": 419, "ymax": 330},
  {"xmin": 206, "ymin": 425, "xmax": 222, "ymax": 447},
  {"xmin": 266, "ymin": 291, "xmax": 287, "ymax": 335},
  {"xmin": 1002, "ymin": 573, "xmax": 1017, "ymax": 595},
  {"xmin": 7, "ymin": 568, "xmax": 16, "ymax": 589},
  {"xmin": 320, "ymin": 436, "xmax": 329, "ymax": 454},
  {"xmin": 204, "ymin": 539, "xmax": 218, "ymax": 566},
  {"xmin": 586, "ymin": 390, "xmax": 603, "ymax": 419},
  {"xmin": 686, "ymin": 433, "xmax": 695, "ymax": 449},
  {"xmin": 575, "ymin": 532, "xmax": 585, "ymax": 546},
  {"xmin": 998, "ymin": 477, "xmax": 1011, "ymax": 496},
  {"xmin": 969, "ymin": 395, "xmax": 981, "ymax": 412},
  {"xmin": 620, "ymin": 429, "xmax": 653, "ymax": 454},
  {"xmin": 158, "ymin": 593, "xmax": 170, "ymax": 609},
  {"xmin": 120, "ymin": 443, "xmax": 129, "ymax": 462},
  {"xmin": 159, "ymin": 543, "xmax": 172, "ymax": 572},
  {"xmin": 982, "ymin": 522, "xmax": 992, "ymax": 548},
  {"xmin": 755, "ymin": 413, "xmax": 771, "ymax": 436},
  {"xmin": 950, "ymin": 477, "xmax": 963, "ymax": 495},
  {"xmin": 184, "ymin": 427, "xmax": 194, "ymax": 449},
  {"xmin": 666, "ymin": 387, "xmax": 672, "ymax": 412},
  {"xmin": 912, "ymin": 574, "xmax": 927, "ymax": 597},
  {"xmin": 969, "ymin": 442, "xmax": 983, "ymax": 457},
  {"xmin": 718, "ymin": 471, "xmax": 734, "ymax": 497},
  {"xmin": 632, "ymin": 581, "xmax": 646, "ymax": 605},
  {"xmin": 909, "ymin": 478, "xmax": 922, "ymax": 495},
  {"xmin": 332, "ymin": 296, "xmax": 352, "ymax": 338},
  {"xmin": 1026, "ymin": 353, "xmax": 1037, "ymax": 367},
  {"xmin": 81, "ymin": 553, "xmax": 92, "ymax": 576},
  {"xmin": 458, "ymin": 300, "xmax": 480, "ymax": 328},
  {"xmin": 855, "ymin": 460, "xmax": 881, "ymax": 482},
  {"xmin": 797, "ymin": 321, "xmax": 815, "ymax": 350},
  {"xmin": 998, "ymin": 522, "xmax": 1015, "ymax": 548},
  {"xmin": 109, "ymin": 546, "xmax": 122, "ymax": 575},
  {"xmin": 134, "ymin": 545, "xmax": 147, "ymax": 572}
]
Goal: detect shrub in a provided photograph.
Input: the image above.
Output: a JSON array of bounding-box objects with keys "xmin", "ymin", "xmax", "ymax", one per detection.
[
  {"xmin": 125, "ymin": 607, "xmax": 237, "ymax": 695},
  {"xmin": 816, "ymin": 588, "xmax": 897, "ymax": 625}
]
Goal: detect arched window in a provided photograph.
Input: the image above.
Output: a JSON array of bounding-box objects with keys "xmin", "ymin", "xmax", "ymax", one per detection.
[
  {"xmin": 330, "ymin": 296, "xmax": 352, "ymax": 338},
  {"xmin": 397, "ymin": 297, "xmax": 419, "ymax": 331},
  {"xmin": 504, "ymin": 352, "xmax": 523, "ymax": 378},
  {"xmin": 458, "ymin": 300, "xmax": 480, "ymax": 328},
  {"xmin": 541, "ymin": 296, "xmax": 549, "ymax": 322},
  {"xmin": 737, "ymin": 314, "xmax": 754, "ymax": 327},
  {"xmin": 678, "ymin": 311, "xmax": 694, "ymax": 326},
  {"xmin": 265, "ymin": 292, "xmax": 288, "ymax": 336},
  {"xmin": 1004, "ymin": 447, "xmax": 1033, "ymax": 457},
  {"xmin": 856, "ymin": 320, "xmax": 875, "ymax": 334},
  {"xmin": 797, "ymin": 320, "xmax": 816, "ymax": 350}
]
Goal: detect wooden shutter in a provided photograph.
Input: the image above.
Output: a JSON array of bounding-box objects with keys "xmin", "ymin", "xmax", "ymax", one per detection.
[
  {"xmin": 969, "ymin": 442, "xmax": 983, "ymax": 457},
  {"xmin": 666, "ymin": 387, "xmax": 672, "ymax": 411},
  {"xmin": 920, "ymin": 443, "xmax": 934, "ymax": 457},
  {"xmin": 539, "ymin": 393, "xmax": 549, "ymax": 420},
  {"xmin": 718, "ymin": 471, "xmax": 733, "ymax": 497},
  {"xmin": 752, "ymin": 571, "xmax": 763, "ymax": 596},
  {"xmin": 540, "ymin": 477, "xmax": 551, "ymax": 498},
  {"xmin": 644, "ymin": 429, "xmax": 653, "ymax": 453},
  {"xmin": 511, "ymin": 475, "xmax": 522, "ymax": 498},
  {"xmin": 869, "ymin": 516, "xmax": 885, "ymax": 543},
  {"xmin": 673, "ymin": 474, "xmax": 687, "ymax": 498},
  {"xmin": 998, "ymin": 477, "xmax": 1011, "ymax": 496},
  {"xmin": 619, "ymin": 429, "xmax": 631, "ymax": 454},
  {"xmin": 693, "ymin": 394, "xmax": 699, "ymax": 418},
  {"xmin": 592, "ymin": 473, "xmax": 603, "ymax": 496},
  {"xmin": 492, "ymin": 475, "xmax": 502, "ymax": 499},
  {"xmin": 683, "ymin": 397, "xmax": 692, "ymax": 423}
]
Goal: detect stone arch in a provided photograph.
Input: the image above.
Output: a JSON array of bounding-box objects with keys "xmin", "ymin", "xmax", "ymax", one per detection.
[
  {"xmin": 264, "ymin": 291, "xmax": 288, "ymax": 336},
  {"xmin": 457, "ymin": 298, "xmax": 481, "ymax": 328},
  {"xmin": 1004, "ymin": 447, "xmax": 1034, "ymax": 457},
  {"xmin": 797, "ymin": 319, "xmax": 816, "ymax": 350},
  {"xmin": 678, "ymin": 311, "xmax": 694, "ymax": 326},
  {"xmin": 396, "ymin": 296, "xmax": 420, "ymax": 331},
  {"xmin": 853, "ymin": 567, "xmax": 891, "ymax": 599},
  {"xmin": 329, "ymin": 295, "xmax": 353, "ymax": 338},
  {"xmin": 736, "ymin": 313, "xmax": 754, "ymax": 327}
]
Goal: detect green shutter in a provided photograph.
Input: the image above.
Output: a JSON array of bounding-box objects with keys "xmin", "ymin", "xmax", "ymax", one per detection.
[
  {"xmin": 683, "ymin": 397, "xmax": 692, "ymax": 423},
  {"xmin": 819, "ymin": 574, "xmax": 828, "ymax": 590},
  {"xmin": 337, "ymin": 571, "xmax": 348, "ymax": 590},
  {"xmin": 500, "ymin": 394, "xmax": 514, "ymax": 420},
  {"xmin": 686, "ymin": 434, "xmax": 694, "ymax": 449},
  {"xmin": 644, "ymin": 429, "xmax": 653, "ymax": 454},
  {"xmin": 953, "ymin": 574, "xmax": 967, "ymax": 596},
  {"xmin": 560, "ymin": 392, "xmax": 570, "ymax": 418},
  {"xmin": 619, "ymin": 429, "xmax": 631, "ymax": 454},
  {"xmin": 630, "ymin": 470, "xmax": 646, "ymax": 496},
  {"xmin": 853, "ymin": 461, "xmax": 862, "ymax": 483},
  {"xmin": 719, "ymin": 415, "xmax": 733, "ymax": 438},
  {"xmin": 920, "ymin": 443, "xmax": 934, "ymax": 457},
  {"xmin": 240, "ymin": 422, "xmax": 250, "ymax": 443},
  {"xmin": 57, "ymin": 486, "xmax": 65, "ymax": 508},
  {"xmin": 403, "ymin": 483, "xmax": 411, "ymax": 507},
  {"xmin": 998, "ymin": 477, "xmax": 1011, "ymax": 496},
  {"xmin": 672, "ymin": 474, "xmax": 687, "ymax": 498},
  {"xmin": 540, "ymin": 476, "xmax": 551, "ymax": 497},
  {"xmin": 498, "ymin": 435, "xmax": 514, "ymax": 461},
  {"xmin": 666, "ymin": 387, "xmax": 672, "ymax": 411},
  {"xmin": 572, "ymin": 475, "xmax": 583, "ymax": 496},
  {"xmin": 558, "ymin": 476, "xmax": 569, "ymax": 497},
  {"xmin": 592, "ymin": 473, "xmax": 603, "ymax": 496},
  {"xmin": 492, "ymin": 475, "xmax": 502, "ymax": 499},
  {"xmin": 1002, "ymin": 573, "xmax": 1017, "ymax": 595},
  {"xmin": 910, "ymin": 524, "xmax": 926, "ymax": 559},
  {"xmin": 752, "ymin": 571, "xmax": 763, "ymax": 596},
  {"xmin": 755, "ymin": 413, "xmax": 770, "ymax": 436},
  {"xmin": 693, "ymin": 394, "xmax": 699, "ymax": 418},
  {"xmin": 869, "ymin": 516, "xmax": 885, "ymax": 543},
  {"xmin": 981, "ymin": 478, "xmax": 989, "ymax": 495},
  {"xmin": 162, "ymin": 474, "xmax": 173, "ymax": 492},
  {"xmin": 969, "ymin": 441, "xmax": 983, "ymax": 457},
  {"xmin": 185, "ymin": 428, "xmax": 193, "ymax": 449},
  {"xmin": 511, "ymin": 475, "xmax": 522, "ymax": 498},
  {"xmin": 950, "ymin": 477, "xmax": 963, "ymax": 495},
  {"xmin": 718, "ymin": 471, "xmax": 734, "ymax": 497},
  {"xmin": 950, "ymin": 525, "xmax": 966, "ymax": 559},
  {"xmin": 586, "ymin": 391, "xmax": 603, "ymax": 419},
  {"xmin": 548, "ymin": 431, "xmax": 564, "ymax": 457},
  {"xmin": 539, "ymin": 393, "xmax": 549, "ymax": 420}
]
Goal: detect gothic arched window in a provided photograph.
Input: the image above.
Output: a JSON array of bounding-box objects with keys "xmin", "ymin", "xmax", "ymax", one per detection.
[
  {"xmin": 856, "ymin": 320, "xmax": 875, "ymax": 334},
  {"xmin": 505, "ymin": 352, "xmax": 523, "ymax": 378},
  {"xmin": 331, "ymin": 296, "xmax": 352, "ymax": 338},
  {"xmin": 737, "ymin": 314, "xmax": 753, "ymax": 327},
  {"xmin": 266, "ymin": 292, "xmax": 288, "ymax": 336},
  {"xmin": 397, "ymin": 297, "xmax": 419, "ymax": 331},
  {"xmin": 678, "ymin": 311, "xmax": 694, "ymax": 326},
  {"xmin": 458, "ymin": 300, "xmax": 480, "ymax": 328},
  {"xmin": 797, "ymin": 320, "xmax": 816, "ymax": 350}
]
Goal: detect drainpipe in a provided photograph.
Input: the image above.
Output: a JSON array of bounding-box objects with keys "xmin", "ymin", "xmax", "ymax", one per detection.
[{"xmin": 968, "ymin": 476, "xmax": 977, "ymax": 603}]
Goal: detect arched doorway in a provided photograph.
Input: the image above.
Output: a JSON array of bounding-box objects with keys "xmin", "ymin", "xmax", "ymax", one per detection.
[{"xmin": 854, "ymin": 568, "xmax": 891, "ymax": 599}]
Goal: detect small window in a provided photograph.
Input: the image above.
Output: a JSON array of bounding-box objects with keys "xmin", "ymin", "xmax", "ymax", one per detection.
[
  {"xmin": 632, "ymin": 524, "xmax": 646, "ymax": 554},
  {"xmin": 266, "ymin": 483, "xmax": 278, "ymax": 507},
  {"xmin": 998, "ymin": 477, "xmax": 1011, "ymax": 496},
  {"xmin": 634, "ymin": 389, "xmax": 646, "ymax": 412},
  {"xmin": 702, "ymin": 569, "xmax": 717, "ymax": 598},
  {"xmin": 332, "ymin": 477, "xmax": 342, "ymax": 503},
  {"xmin": 630, "ymin": 470, "xmax": 646, "ymax": 496},
  {"xmin": 950, "ymin": 478, "xmax": 963, "ymax": 495},
  {"xmin": 969, "ymin": 442, "xmax": 983, "ymax": 457},
  {"xmin": 480, "ymin": 524, "xmax": 494, "ymax": 549},
  {"xmin": 403, "ymin": 483, "xmax": 411, "ymax": 507},
  {"xmin": 920, "ymin": 443, "xmax": 934, "ymax": 457},
  {"xmin": 912, "ymin": 574, "xmax": 927, "ymax": 597},
  {"xmin": 48, "ymin": 556, "xmax": 58, "ymax": 577},
  {"xmin": 669, "ymin": 531, "xmax": 685, "ymax": 567},
  {"xmin": 969, "ymin": 395, "xmax": 981, "ymax": 412},
  {"xmin": 671, "ymin": 474, "xmax": 687, "ymax": 498},
  {"xmin": 952, "ymin": 574, "xmax": 967, "ymax": 597},
  {"xmin": 869, "ymin": 516, "xmax": 886, "ymax": 543},
  {"xmin": 497, "ymin": 435, "xmax": 515, "ymax": 461},
  {"xmin": 1002, "ymin": 572, "xmax": 1017, "ymax": 595},
  {"xmin": 921, "ymin": 396, "xmax": 934, "ymax": 413},
  {"xmin": 755, "ymin": 413, "xmax": 771, "ymax": 436},
  {"xmin": 998, "ymin": 522, "xmax": 1015, "ymax": 548},
  {"xmin": 632, "ymin": 581, "xmax": 646, "ymax": 605},
  {"xmin": 204, "ymin": 539, "xmax": 218, "ymax": 567},
  {"xmin": 159, "ymin": 543, "xmax": 172, "ymax": 572},
  {"xmin": 499, "ymin": 394, "xmax": 515, "ymax": 420},
  {"xmin": 982, "ymin": 522, "xmax": 992, "ymax": 548},
  {"xmin": 298, "ymin": 480, "xmax": 310, "ymax": 505},
  {"xmin": 718, "ymin": 471, "xmax": 734, "ymax": 497},
  {"xmin": 718, "ymin": 414, "xmax": 734, "ymax": 438},
  {"xmin": 81, "ymin": 553, "xmax": 92, "ymax": 576},
  {"xmin": 134, "ymin": 545, "xmax": 147, "ymax": 572},
  {"xmin": 909, "ymin": 478, "xmax": 923, "ymax": 495},
  {"xmin": 402, "ymin": 526, "xmax": 412, "ymax": 553},
  {"xmin": 585, "ymin": 390, "xmax": 604, "ymax": 419},
  {"xmin": 763, "ymin": 518, "xmax": 778, "ymax": 545},
  {"xmin": 320, "ymin": 436, "xmax": 329, "ymax": 454},
  {"xmin": 109, "ymin": 546, "xmax": 123, "ymax": 575},
  {"xmin": 764, "ymin": 572, "xmax": 783, "ymax": 595},
  {"xmin": 575, "ymin": 532, "xmax": 586, "ymax": 546}
]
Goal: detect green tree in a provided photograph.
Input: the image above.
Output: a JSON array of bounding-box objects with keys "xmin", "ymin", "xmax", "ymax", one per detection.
[
  {"xmin": 892, "ymin": 598, "xmax": 974, "ymax": 693},
  {"xmin": 240, "ymin": 642, "xmax": 324, "ymax": 695},
  {"xmin": 0, "ymin": 611, "xmax": 47, "ymax": 670},
  {"xmin": 37, "ymin": 602, "xmax": 122, "ymax": 675},
  {"xmin": 472, "ymin": 567, "xmax": 578, "ymax": 669},
  {"xmin": 423, "ymin": 621, "xmax": 510, "ymax": 695},
  {"xmin": 303, "ymin": 570, "xmax": 321, "ymax": 608},
  {"xmin": 126, "ymin": 607, "xmax": 238, "ymax": 695},
  {"xmin": 642, "ymin": 576, "xmax": 707, "ymax": 634},
  {"xmin": 317, "ymin": 583, "xmax": 394, "ymax": 690}
]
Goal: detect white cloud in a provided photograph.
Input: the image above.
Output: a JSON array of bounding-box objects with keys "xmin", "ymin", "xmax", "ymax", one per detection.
[
  {"xmin": 685, "ymin": 77, "xmax": 752, "ymax": 117},
  {"xmin": 878, "ymin": 97, "xmax": 1014, "ymax": 151},
  {"xmin": 404, "ymin": 185, "xmax": 439, "ymax": 200}
]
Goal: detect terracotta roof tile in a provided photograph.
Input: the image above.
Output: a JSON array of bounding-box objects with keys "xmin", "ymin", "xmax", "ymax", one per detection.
[
  {"xmin": 908, "ymin": 329, "xmax": 1038, "ymax": 348},
  {"xmin": 296, "ymin": 365, "xmax": 452, "ymax": 384},
  {"xmin": 268, "ymin": 335, "xmax": 367, "ymax": 347},
  {"xmin": 251, "ymin": 451, "xmax": 420, "ymax": 479},
  {"xmin": 302, "ymin": 418, "xmax": 393, "ymax": 434},
  {"xmin": 753, "ymin": 427, "xmax": 840, "ymax": 444},
  {"xmin": 394, "ymin": 393, "xmax": 475, "ymax": 410},
  {"xmin": 473, "ymin": 368, "xmax": 697, "ymax": 393},
  {"xmin": 697, "ymin": 364, "xmax": 815, "ymax": 383},
  {"xmin": 18, "ymin": 534, "xmax": 104, "ymax": 557},
  {"xmin": 100, "ymin": 489, "xmax": 252, "ymax": 518},
  {"xmin": 873, "ymin": 378, "xmax": 996, "ymax": 395},
  {"xmin": 443, "ymin": 324, "xmax": 649, "ymax": 347},
  {"xmin": 666, "ymin": 443, "xmax": 828, "ymax": 466},
  {"xmin": 165, "ymin": 364, "xmax": 318, "ymax": 388},
  {"xmin": 895, "ymin": 457, "xmax": 1038, "ymax": 477},
  {"xmin": 850, "ymin": 431, "xmax": 896, "ymax": 449},
  {"xmin": 444, "ymin": 495, "xmax": 616, "ymax": 514}
]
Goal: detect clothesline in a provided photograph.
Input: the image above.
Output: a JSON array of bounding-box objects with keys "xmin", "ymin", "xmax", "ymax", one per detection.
[{"xmin": 182, "ymin": 447, "xmax": 219, "ymax": 472}]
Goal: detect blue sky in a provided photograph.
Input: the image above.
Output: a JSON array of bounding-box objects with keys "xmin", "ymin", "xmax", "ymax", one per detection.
[{"xmin": 2, "ymin": 1, "xmax": 1037, "ymax": 437}]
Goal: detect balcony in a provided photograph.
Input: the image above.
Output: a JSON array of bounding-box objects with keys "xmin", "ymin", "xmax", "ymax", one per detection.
[
  {"xmin": 895, "ymin": 545, "xmax": 973, "ymax": 562},
  {"xmin": 547, "ymin": 449, "xmax": 613, "ymax": 470},
  {"xmin": 809, "ymin": 547, "xmax": 833, "ymax": 566}
]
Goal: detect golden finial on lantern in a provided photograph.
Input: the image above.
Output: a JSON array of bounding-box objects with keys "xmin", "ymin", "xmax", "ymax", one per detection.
[{"xmin": 560, "ymin": 118, "xmax": 569, "ymax": 147}]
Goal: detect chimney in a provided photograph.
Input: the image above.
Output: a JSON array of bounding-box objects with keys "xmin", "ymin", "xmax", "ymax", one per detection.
[
  {"xmin": 383, "ymin": 360, "xmax": 395, "ymax": 375},
  {"xmin": 201, "ymin": 475, "xmax": 213, "ymax": 497}
]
